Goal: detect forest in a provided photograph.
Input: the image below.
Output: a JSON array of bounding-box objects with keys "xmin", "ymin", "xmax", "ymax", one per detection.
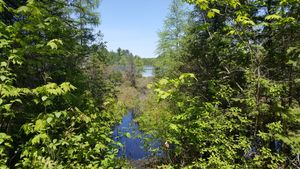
[{"xmin": 0, "ymin": 0, "xmax": 299, "ymax": 168}]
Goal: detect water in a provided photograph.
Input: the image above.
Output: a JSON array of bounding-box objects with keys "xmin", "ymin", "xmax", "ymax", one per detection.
[
  {"xmin": 112, "ymin": 111, "xmax": 162, "ymax": 160},
  {"xmin": 142, "ymin": 66, "xmax": 154, "ymax": 77}
]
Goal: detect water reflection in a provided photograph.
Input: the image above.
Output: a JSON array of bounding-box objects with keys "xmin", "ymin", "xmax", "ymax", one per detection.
[
  {"xmin": 142, "ymin": 66, "xmax": 154, "ymax": 77},
  {"xmin": 112, "ymin": 111, "xmax": 162, "ymax": 160}
]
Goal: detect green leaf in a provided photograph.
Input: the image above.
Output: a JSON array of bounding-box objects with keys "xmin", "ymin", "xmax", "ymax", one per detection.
[
  {"xmin": 227, "ymin": 30, "xmax": 237, "ymax": 35},
  {"xmin": 47, "ymin": 41, "xmax": 57, "ymax": 49},
  {"xmin": 95, "ymin": 143, "xmax": 106, "ymax": 152},
  {"xmin": 0, "ymin": 75, "xmax": 7, "ymax": 81},
  {"xmin": 60, "ymin": 82, "xmax": 76, "ymax": 92},
  {"xmin": 211, "ymin": 8, "xmax": 220, "ymax": 14},
  {"xmin": 33, "ymin": 98, "xmax": 39, "ymax": 104},
  {"xmin": 159, "ymin": 79, "xmax": 169, "ymax": 85},
  {"xmin": 207, "ymin": 11, "xmax": 215, "ymax": 18},
  {"xmin": 207, "ymin": 9, "xmax": 220, "ymax": 18},
  {"xmin": 41, "ymin": 96, "xmax": 48, "ymax": 101},
  {"xmin": 47, "ymin": 39, "xmax": 63, "ymax": 50},
  {"xmin": 147, "ymin": 83, "xmax": 153, "ymax": 89},
  {"xmin": 0, "ymin": 133, "xmax": 12, "ymax": 144},
  {"xmin": 27, "ymin": 0, "xmax": 34, "ymax": 5},
  {"xmin": 287, "ymin": 47, "xmax": 299, "ymax": 54},
  {"xmin": 0, "ymin": 62, "xmax": 7, "ymax": 67},
  {"xmin": 34, "ymin": 119, "xmax": 46, "ymax": 131},
  {"xmin": 160, "ymin": 92, "xmax": 170, "ymax": 99},
  {"xmin": 54, "ymin": 111, "xmax": 62, "ymax": 118},
  {"xmin": 11, "ymin": 99, "xmax": 22, "ymax": 104},
  {"xmin": 265, "ymin": 14, "xmax": 282, "ymax": 21},
  {"xmin": 22, "ymin": 124, "xmax": 33, "ymax": 135},
  {"xmin": 0, "ymin": 0, "xmax": 6, "ymax": 12},
  {"xmin": 170, "ymin": 124, "xmax": 179, "ymax": 132},
  {"xmin": 31, "ymin": 135, "xmax": 41, "ymax": 144},
  {"xmin": 16, "ymin": 6, "xmax": 30, "ymax": 13},
  {"xmin": 0, "ymin": 39, "xmax": 10, "ymax": 48},
  {"xmin": 124, "ymin": 132, "xmax": 131, "ymax": 138},
  {"xmin": 287, "ymin": 60, "xmax": 297, "ymax": 66},
  {"xmin": 44, "ymin": 100, "xmax": 53, "ymax": 106},
  {"xmin": 236, "ymin": 15, "xmax": 255, "ymax": 26},
  {"xmin": 31, "ymin": 134, "xmax": 49, "ymax": 145},
  {"xmin": 179, "ymin": 73, "xmax": 196, "ymax": 80},
  {"xmin": 46, "ymin": 117, "xmax": 53, "ymax": 124}
]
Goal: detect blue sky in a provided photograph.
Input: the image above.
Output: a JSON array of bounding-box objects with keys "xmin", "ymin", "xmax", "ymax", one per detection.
[{"xmin": 96, "ymin": 0, "xmax": 172, "ymax": 58}]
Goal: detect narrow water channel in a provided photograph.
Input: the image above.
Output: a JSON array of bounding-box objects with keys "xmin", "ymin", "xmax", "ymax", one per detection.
[
  {"xmin": 112, "ymin": 111, "xmax": 152, "ymax": 160},
  {"xmin": 112, "ymin": 111, "xmax": 163, "ymax": 160},
  {"xmin": 142, "ymin": 66, "xmax": 154, "ymax": 77},
  {"xmin": 113, "ymin": 111, "xmax": 164, "ymax": 160},
  {"xmin": 112, "ymin": 66, "xmax": 161, "ymax": 160}
]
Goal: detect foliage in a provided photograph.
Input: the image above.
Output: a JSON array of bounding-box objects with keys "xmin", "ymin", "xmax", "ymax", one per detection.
[
  {"xmin": 0, "ymin": 0, "xmax": 125, "ymax": 168},
  {"xmin": 155, "ymin": 0, "xmax": 189, "ymax": 78},
  {"xmin": 141, "ymin": 58, "xmax": 156, "ymax": 66},
  {"xmin": 107, "ymin": 48, "xmax": 144, "ymax": 87},
  {"xmin": 141, "ymin": 0, "xmax": 300, "ymax": 168},
  {"xmin": 0, "ymin": 132, "xmax": 12, "ymax": 168},
  {"xmin": 1, "ymin": 0, "xmax": 299, "ymax": 168},
  {"xmin": 116, "ymin": 82, "xmax": 140, "ymax": 109}
]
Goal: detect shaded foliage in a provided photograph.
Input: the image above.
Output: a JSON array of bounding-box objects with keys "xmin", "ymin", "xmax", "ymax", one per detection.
[
  {"xmin": 138, "ymin": 0, "xmax": 300, "ymax": 168},
  {"xmin": 0, "ymin": 0, "xmax": 125, "ymax": 168}
]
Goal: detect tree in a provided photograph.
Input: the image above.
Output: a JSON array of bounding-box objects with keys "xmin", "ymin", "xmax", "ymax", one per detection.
[
  {"xmin": 155, "ymin": 0, "xmax": 189, "ymax": 78},
  {"xmin": 72, "ymin": 0, "xmax": 100, "ymax": 46},
  {"xmin": 0, "ymin": 0, "xmax": 122, "ymax": 168},
  {"xmin": 141, "ymin": 0, "xmax": 300, "ymax": 168},
  {"xmin": 176, "ymin": 0, "xmax": 300, "ymax": 167}
]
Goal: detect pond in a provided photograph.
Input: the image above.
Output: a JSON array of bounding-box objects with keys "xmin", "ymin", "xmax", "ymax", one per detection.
[
  {"xmin": 142, "ymin": 66, "xmax": 154, "ymax": 77},
  {"xmin": 112, "ymin": 111, "xmax": 162, "ymax": 160}
]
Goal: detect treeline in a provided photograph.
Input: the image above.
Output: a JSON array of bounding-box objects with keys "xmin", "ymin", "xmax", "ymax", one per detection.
[
  {"xmin": 107, "ymin": 48, "xmax": 144, "ymax": 87},
  {"xmin": 1, "ymin": 0, "xmax": 299, "ymax": 168},
  {"xmin": 0, "ymin": 0, "xmax": 132, "ymax": 168},
  {"xmin": 138, "ymin": 0, "xmax": 300, "ymax": 168},
  {"xmin": 141, "ymin": 58, "xmax": 156, "ymax": 66}
]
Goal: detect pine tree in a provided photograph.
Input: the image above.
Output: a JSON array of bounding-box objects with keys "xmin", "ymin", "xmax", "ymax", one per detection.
[{"xmin": 155, "ymin": 0, "xmax": 189, "ymax": 78}]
